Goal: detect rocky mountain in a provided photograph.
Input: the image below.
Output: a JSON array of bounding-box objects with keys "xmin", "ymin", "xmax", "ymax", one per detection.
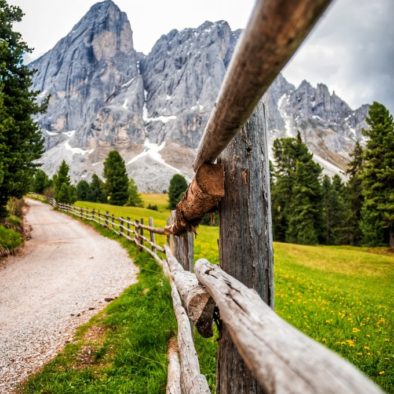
[{"xmin": 30, "ymin": 0, "xmax": 368, "ymax": 191}]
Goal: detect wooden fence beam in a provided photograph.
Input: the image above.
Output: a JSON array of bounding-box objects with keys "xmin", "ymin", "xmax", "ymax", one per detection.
[
  {"xmin": 165, "ymin": 246, "xmax": 215, "ymax": 337},
  {"xmin": 170, "ymin": 280, "xmax": 210, "ymax": 393},
  {"xmin": 166, "ymin": 337, "xmax": 181, "ymax": 394},
  {"xmin": 166, "ymin": 163, "xmax": 224, "ymax": 235},
  {"xmin": 193, "ymin": 0, "xmax": 332, "ymax": 171},
  {"xmin": 195, "ymin": 259, "xmax": 383, "ymax": 394}
]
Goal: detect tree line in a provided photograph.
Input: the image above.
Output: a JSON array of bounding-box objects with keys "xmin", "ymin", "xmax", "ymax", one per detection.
[
  {"xmin": 32, "ymin": 151, "xmax": 144, "ymax": 208},
  {"xmin": 271, "ymin": 102, "xmax": 393, "ymax": 247}
]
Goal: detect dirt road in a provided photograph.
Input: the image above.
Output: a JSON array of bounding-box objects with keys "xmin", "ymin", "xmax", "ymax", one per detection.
[{"xmin": 0, "ymin": 199, "xmax": 138, "ymax": 393}]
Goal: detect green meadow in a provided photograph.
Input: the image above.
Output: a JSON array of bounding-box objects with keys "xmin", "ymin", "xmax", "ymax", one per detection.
[{"xmin": 23, "ymin": 195, "xmax": 393, "ymax": 392}]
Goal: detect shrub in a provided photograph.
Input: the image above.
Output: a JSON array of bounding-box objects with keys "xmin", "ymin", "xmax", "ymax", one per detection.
[
  {"xmin": 0, "ymin": 225, "xmax": 22, "ymax": 252},
  {"xmin": 147, "ymin": 204, "xmax": 158, "ymax": 211}
]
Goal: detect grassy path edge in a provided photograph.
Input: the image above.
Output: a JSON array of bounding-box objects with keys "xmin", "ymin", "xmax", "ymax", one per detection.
[{"xmin": 21, "ymin": 211, "xmax": 177, "ymax": 393}]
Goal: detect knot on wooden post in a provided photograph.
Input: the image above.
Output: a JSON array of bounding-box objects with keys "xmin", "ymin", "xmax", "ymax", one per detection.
[{"xmin": 166, "ymin": 163, "xmax": 225, "ymax": 235}]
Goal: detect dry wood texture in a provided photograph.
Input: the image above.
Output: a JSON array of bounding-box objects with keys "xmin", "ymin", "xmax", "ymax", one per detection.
[
  {"xmin": 217, "ymin": 101, "xmax": 272, "ymax": 393},
  {"xmin": 166, "ymin": 337, "xmax": 181, "ymax": 394},
  {"xmin": 167, "ymin": 163, "xmax": 224, "ymax": 235},
  {"xmin": 165, "ymin": 246, "xmax": 215, "ymax": 338},
  {"xmin": 169, "ymin": 211, "xmax": 194, "ymax": 271},
  {"xmin": 170, "ymin": 280, "xmax": 210, "ymax": 394},
  {"xmin": 195, "ymin": 259, "xmax": 383, "ymax": 394},
  {"xmin": 193, "ymin": 0, "xmax": 332, "ymax": 171}
]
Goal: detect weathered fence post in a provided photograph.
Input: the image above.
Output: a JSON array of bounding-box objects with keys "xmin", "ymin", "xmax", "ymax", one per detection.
[
  {"xmin": 140, "ymin": 218, "xmax": 144, "ymax": 248},
  {"xmin": 149, "ymin": 217, "xmax": 156, "ymax": 253},
  {"xmin": 98, "ymin": 209, "xmax": 101, "ymax": 225},
  {"xmin": 105, "ymin": 211, "xmax": 109, "ymax": 228},
  {"xmin": 127, "ymin": 216, "xmax": 131, "ymax": 239},
  {"xmin": 217, "ymin": 101, "xmax": 273, "ymax": 393},
  {"xmin": 111, "ymin": 213, "xmax": 115, "ymax": 231},
  {"xmin": 135, "ymin": 219, "xmax": 141, "ymax": 250},
  {"xmin": 166, "ymin": 218, "xmax": 171, "ymax": 245},
  {"xmin": 92, "ymin": 208, "xmax": 95, "ymax": 222},
  {"xmin": 170, "ymin": 211, "xmax": 194, "ymax": 271},
  {"xmin": 80, "ymin": 207, "xmax": 83, "ymax": 219},
  {"xmin": 119, "ymin": 217, "xmax": 123, "ymax": 237}
]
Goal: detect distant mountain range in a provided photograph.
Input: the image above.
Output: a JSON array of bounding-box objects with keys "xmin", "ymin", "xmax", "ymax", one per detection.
[{"xmin": 30, "ymin": 0, "xmax": 368, "ymax": 192}]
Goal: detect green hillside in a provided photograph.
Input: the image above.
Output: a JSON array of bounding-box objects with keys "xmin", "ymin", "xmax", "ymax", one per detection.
[{"xmin": 23, "ymin": 196, "xmax": 393, "ymax": 392}]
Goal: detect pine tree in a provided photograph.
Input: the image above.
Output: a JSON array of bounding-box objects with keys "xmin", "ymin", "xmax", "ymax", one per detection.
[
  {"xmin": 360, "ymin": 102, "xmax": 394, "ymax": 246},
  {"xmin": 76, "ymin": 180, "xmax": 90, "ymax": 201},
  {"xmin": 103, "ymin": 151, "xmax": 129, "ymax": 206},
  {"xmin": 345, "ymin": 142, "xmax": 364, "ymax": 245},
  {"xmin": 321, "ymin": 175, "xmax": 349, "ymax": 245},
  {"xmin": 88, "ymin": 174, "xmax": 106, "ymax": 203},
  {"xmin": 168, "ymin": 174, "xmax": 188, "ymax": 209},
  {"xmin": 286, "ymin": 153, "xmax": 322, "ymax": 245},
  {"xmin": 54, "ymin": 161, "xmax": 73, "ymax": 203},
  {"xmin": 271, "ymin": 137, "xmax": 299, "ymax": 241},
  {"xmin": 272, "ymin": 133, "xmax": 322, "ymax": 244},
  {"xmin": 127, "ymin": 178, "xmax": 143, "ymax": 207},
  {"xmin": 32, "ymin": 169, "xmax": 50, "ymax": 194},
  {"xmin": 0, "ymin": 1, "xmax": 46, "ymax": 217}
]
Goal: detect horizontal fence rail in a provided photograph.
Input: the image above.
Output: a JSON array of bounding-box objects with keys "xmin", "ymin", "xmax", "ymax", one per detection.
[
  {"xmin": 35, "ymin": 196, "xmax": 383, "ymax": 394},
  {"xmin": 193, "ymin": 0, "xmax": 332, "ymax": 171}
]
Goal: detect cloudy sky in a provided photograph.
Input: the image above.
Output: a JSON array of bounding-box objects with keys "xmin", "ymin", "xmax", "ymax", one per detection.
[{"xmin": 9, "ymin": 0, "xmax": 394, "ymax": 112}]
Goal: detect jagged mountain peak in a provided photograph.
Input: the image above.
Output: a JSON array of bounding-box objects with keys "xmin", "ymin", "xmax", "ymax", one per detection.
[{"xmin": 30, "ymin": 1, "xmax": 369, "ymax": 191}]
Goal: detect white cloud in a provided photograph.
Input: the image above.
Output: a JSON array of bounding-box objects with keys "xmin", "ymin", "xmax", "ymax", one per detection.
[
  {"xmin": 9, "ymin": 0, "xmax": 394, "ymax": 113},
  {"xmin": 283, "ymin": 0, "xmax": 394, "ymax": 112}
]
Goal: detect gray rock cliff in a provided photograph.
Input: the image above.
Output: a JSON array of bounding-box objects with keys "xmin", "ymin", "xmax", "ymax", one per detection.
[{"xmin": 30, "ymin": 0, "xmax": 368, "ymax": 190}]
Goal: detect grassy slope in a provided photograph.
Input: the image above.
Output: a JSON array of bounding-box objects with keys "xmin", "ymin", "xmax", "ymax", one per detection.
[
  {"xmin": 24, "ymin": 195, "xmax": 393, "ymax": 392},
  {"xmin": 76, "ymin": 196, "xmax": 393, "ymax": 392},
  {"xmin": 22, "ymin": 223, "xmax": 177, "ymax": 393}
]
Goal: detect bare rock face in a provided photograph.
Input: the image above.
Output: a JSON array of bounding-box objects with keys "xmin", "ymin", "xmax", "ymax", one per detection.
[
  {"xmin": 264, "ymin": 78, "xmax": 368, "ymax": 175},
  {"xmin": 140, "ymin": 21, "xmax": 240, "ymax": 148},
  {"xmin": 30, "ymin": 0, "xmax": 368, "ymax": 191}
]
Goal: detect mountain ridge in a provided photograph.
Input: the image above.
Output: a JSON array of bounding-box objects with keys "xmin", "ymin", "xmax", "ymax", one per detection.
[{"xmin": 30, "ymin": 0, "xmax": 368, "ymax": 191}]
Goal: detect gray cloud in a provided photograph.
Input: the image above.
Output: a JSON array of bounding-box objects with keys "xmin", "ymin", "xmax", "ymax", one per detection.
[
  {"xmin": 9, "ymin": 0, "xmax": 394, "ymax": 113},
  {"xmin": 283, "ymin": 0, "xmax": 394, "ymax": 112}
]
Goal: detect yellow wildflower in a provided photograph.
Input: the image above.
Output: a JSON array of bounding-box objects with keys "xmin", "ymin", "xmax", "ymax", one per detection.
[
  {"xmin": 352, "ymin": 327, "xmax": 361, "ymax": 333},
  {"xmin": 345, "ymin": 339, "xmax": 355, "ymax": 347},
  {"xmin": 379, "ymin": 371, "xmax": 385, "ymax": 376}
]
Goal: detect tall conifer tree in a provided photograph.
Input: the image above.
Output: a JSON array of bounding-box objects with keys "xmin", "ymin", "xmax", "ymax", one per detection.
[
  {"xmin": 360, "ymin": 102, "xmax": 394, "ymax": 246},
  {"xmin": 54, "ymin": 161, "xmax": 73, "ymax": 203},
  {"xmin": 272, "ymin": 132, "xmax": 322, "ymax": 244},
  {"xmin": 103, "ymin": 151, "xmax": 129, "ymax": 206},
  {"xmin": 345, "ymin": 142, "xmax": 364, "ymax": 245},
  {"xmin": 88, "ymin": 174, "xmax": 107, "ymax": 203},
  {"xmin": 0, "ymin": 0, "xmax": 45, "ymax": 216}
]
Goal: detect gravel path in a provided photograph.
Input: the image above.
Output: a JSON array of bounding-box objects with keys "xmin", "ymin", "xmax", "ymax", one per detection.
[{"xmin": 0, "ymin": 199, "xmax": 138, "ymax": 393}]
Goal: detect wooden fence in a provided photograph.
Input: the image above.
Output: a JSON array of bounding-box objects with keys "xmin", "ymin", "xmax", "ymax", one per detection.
[
  {"xmin": 44, "ymin": 198, "xmax": 382, "ymax": 394},
  {"xmin": 36, "ymin": 0, "xmax": 384, "ymax": 392}
]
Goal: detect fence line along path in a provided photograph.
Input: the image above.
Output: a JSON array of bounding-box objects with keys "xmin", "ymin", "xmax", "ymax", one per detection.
[
  {"xmin": 47, "ymin": 198, "xmax": 383, "ymax": 394},
  {"xmin": 0, "ymin": 199, "xmax": 138, "ymax": 394}
]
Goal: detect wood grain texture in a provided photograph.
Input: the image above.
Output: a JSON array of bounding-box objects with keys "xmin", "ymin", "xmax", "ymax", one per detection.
[
  {"xmin": 170, "ymin": 212, "xmax": 195, "ymax": 271},
  {"xmin": 165, "ymin": 246, "xmax": 215, "ymax": 338},
  {"xmin": 170, "ymin": 280, "xmax": 211, "ymax": 394},
  {"xmin": 195, "ymin": 260, "xmax": 383, "ymax": 394},
  {"xmin": 166, "ymin": 337, "xmax": 181, "ymax": 394},
  {"xmin": 193, "ymin": 0, "xmax": 332, "ymax": 170},
  {"xmin": 167, "ymin": 163, "xmax": 224, "ymax": 235},
  {"xmin": 217, "ymin": 101, "xmax": 272, "ymax": 393}
]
